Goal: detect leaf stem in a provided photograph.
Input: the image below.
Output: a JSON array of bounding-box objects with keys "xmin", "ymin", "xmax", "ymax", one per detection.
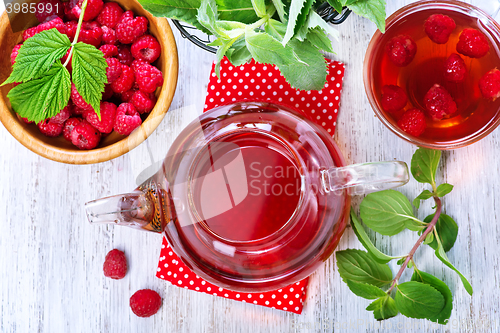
[
  {"xmin": 387, "ymin": 196, "xmax": 442, "ymax": 294},
  {"xmin": 63, "ymin": 0, "xmax": 88, "ymax": 67}
]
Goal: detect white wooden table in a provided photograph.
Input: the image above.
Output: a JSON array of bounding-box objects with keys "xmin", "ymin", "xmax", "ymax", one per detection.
[{"xmin": 1, "ymin": 1, "xmax": 500, "ymax": 332}]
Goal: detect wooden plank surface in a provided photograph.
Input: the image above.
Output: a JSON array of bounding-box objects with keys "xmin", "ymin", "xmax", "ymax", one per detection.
[{"xmin": 1, "ymin": 0, "xmax": 500, "ymax": 332}]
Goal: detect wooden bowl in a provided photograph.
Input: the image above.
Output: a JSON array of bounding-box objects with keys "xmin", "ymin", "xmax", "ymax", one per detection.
[{"xmin": 0, "ymin": 0, "xmax": 178, "ymax": 164}]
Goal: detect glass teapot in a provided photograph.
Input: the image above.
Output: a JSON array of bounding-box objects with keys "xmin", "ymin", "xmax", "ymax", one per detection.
[{"xmin": 85, "ymin": 102, "xmax": 409, "ymax": 292}]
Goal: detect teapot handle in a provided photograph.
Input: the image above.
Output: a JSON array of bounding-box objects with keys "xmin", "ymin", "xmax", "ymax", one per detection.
[{"xmin": 321, "ymin": 161, "xmax": 409, "ymax": 195}]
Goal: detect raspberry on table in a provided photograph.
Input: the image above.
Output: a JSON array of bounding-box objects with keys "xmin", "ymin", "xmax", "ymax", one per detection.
[
  {"xmin": 424, "ymin": 14, "xmax": 456, "ymax": 44},
  {"xmin": 37, "ymin": 120, "xmax": 64, "ymax": 137},
  {"xmin": 35, "ymin": 0, "xmax": 64, "ymax": 23},
  {"xmin": 117, "ymin": 45, "xmax": 134, "ymax": 66},
  {"xmin": 443, "ymin": 53, "xmax": 467, "ymax": 83},
  {"xmin": 71, "ymin": 120, "xmax": 101, "ymax": 149},
  {"xmin": 130, "ymin": 289, "xmax": 162, "ymax": 317},
  {"xmin": 23, "ymin": 17, "xmax": 66, "ymax": 41},
  {"xmin": 111, "ymin": 64, "xmax": 135, "ymax": 93},
  {"xmin": 10, "ymin": 44, "xmax": 22, "ymax": 65},
  {"xmin": 105, "ymin": 58, "xmax": 123, "ymax": 83},
  {"xmin": 424, "ymin": 84, "xmax": 457, "ymax": 120},
  {"xmin": 116, "ymin": 11, "xmax": 148, "ymax": 44},
  {"xmin": 135, "ymin": 64, "xmax": 163, "ymax": 93},
  {"xmin": 70, "ymin": 0, "xmax": 103, "ymax": 21},
  {"xmin": 71, "ymin": 83, "xmax": 93, "ymax": 110},
  {"xmin": 79, "ymin": 22, "xmax": 103, "ymax": 47},
  {"xmin": 131, "ymin": 35, "xmax": 161, "ymax": 63},
  {"xmin": 84, "ymin": 102, "xmax": 117, "ymax": 134},
  {"xmin": 114, "ymin": 103, "xmax": 142, "ymax": 135},
  {"xmin": 479, "ymin": 69, "xmax": 500, "ymax": 101},
  {"xmin": 99, "ymin": 44, "xmax": 118, "ymax": 58},
  {"xmin": 130, "ymin": 90, "xmax": 156, "ymax": 114},
  {"xmin": 385, "ymin": 35, "xmax": 417, "ymax": 67},
  {"xmin": 457, "ymin": 28, "xmax": 490, "ymax": 58},
  {"xmin": 101, "ymin": 26, "xmax": 117, "ymax": 45},
  {"xmin": 103, "ymin": 249, "xmax": 128, "ymax": 280},
  {"xmin": 97, "ymin": 2, "xmax": 124, "ymax": 29},
  {"xmin": 63, "ymin": 117, "xmax": 82, "ymax": 141},
  {"xmin": 381, "ymin": 85, "xmax": 407, "ymax": 113},
  {"xmin": 397, "ymin": 108, "xmax": 427, "ymax": 137},
  {"xmin": 50, "ymin": 105, "xmax": 72, "ymax": 124}
]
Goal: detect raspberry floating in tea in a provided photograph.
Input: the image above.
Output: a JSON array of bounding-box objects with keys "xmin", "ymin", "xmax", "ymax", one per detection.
[
  {"xmin": 397, "ymin": 108, "xmax": 427, "ymax": 137},
  {"xmin": 381, "ymin": 85, "xmax": 408, "ymax": 113},
  {"xmin": 443, "ymin": 53, "xmax": 467, "ymax": 83},
  {"xmin": 385, "ymin": 35, "xmax": 417, "ymax": 67},
  {"xmin": 424, "ymin": 84, "xmax": 457, "ymax": 120},
  {"xmin": 424, "ymin": 14, "xmax": 456, "ymax": 44},
  {"xmin": 479, "ymin": 69, "xmax": 500, "ymax": 101},
  {"xmin": 456, "ymin": 28, "xmax": 490, "ymax": 58}
]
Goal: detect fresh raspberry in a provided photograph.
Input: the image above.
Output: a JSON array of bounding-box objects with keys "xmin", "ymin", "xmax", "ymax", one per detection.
[
  {"xmin": 105, "ymin": 57, "xmax": 123, "ymax": 83},
  {"xmin": 130, "ymin": 289, "xmax": 162, "ymax": 317},
  {"xmin": 381, "ymin": 85, "xmax": 407, "ymax": 113},
  {"xmin": 131, "ymin": 59, "xmax": 148, "ymax": 73},
  {"xmin": 72, "ymin": 107, "xmax": 86, "ymax": 116},
  {"xmin": 71, "ymin": 120, "xmax": 101, "ymax": 149},
  {"xmin": 424, "ymin": 84, "xmax": 457, "ymax": 120},
  {"xmin": 50, "ymin": 105, "xmax": 72, "ymax": 124},
  {"xmin": 117, "ymin": 45, "xmax": 134, "ymax": 66},
  {"xmin": 101, "ymin": 26, "xmax": 117, "ymax": 45},
  {"xmin": 385, "ymin": 35, "xmax": 417, "ymax": 67},
  {"xmin": 23, "ymin": 17, "xmax": 66, "ymax": 41},
  {"xmin": 121, "ymin": 89, "xmax": 136, "ymax": 102},
  {"xmin": 71, "ymin": 83, "xmax": 93, "ymax": 110},
  {"xmin": 114, "ymin": 103, "xmax": 142, "ymax": 135},
  {"xmin": 479, "ymin": 69, "xmax": 500, "ymax": 101},
  {"xmin": 99, "ymin": 44, "xmax": 118, "ymax": 58},
  {"xmin": 135, "ymin": 64, "xmax": 163, "ymax": 93},
  {"xmin": 111, "ymin": 64, "xmax": 135, "ymax": 93},
  {"xmin": 103, "ymin": 249, "xmax": 128, "ymax": 279},
  {"xmin": 102, "ymin": 84, "xmax": 114, "ymax": 100},
  {"xmin": 97, "ymin": 2, "xmax": 124, "ymax": 29},
  {"xmin": 79, "ymin": 22, "xmax": 102, "ymax": 47},
  {"xmin": 19, "ymin": 116, "xmax": 34, "ymax": 124},
  {"xmin": 62, "ymin": 117, "xmax": 82, "ymax": 141},
  {"xmin": 456, "ymin": 28, "xmax": 490, "ymax": 58},
  {"xmin": 70, "ymin": 0, "xmax": 103, "ymax": 21},
  {"xmin": 424, "ymin": 14, "xmax": 456, "ymax": 44},
  {"xmin": 131, "ymin": 35, "xmax": 161, "ymax": 63},
  {"xmin": 64, "ymin": 21, "xmax": 78, "ymax": 40},
  {"xmin": 63, "ymin": 0, "xmax": 79, "ymax": 21},
  {"xmin": 10, "ymin": 44, "xmax": 22, "ymax": 65},
  {"xmin": 37, "ymin": 120, "xmax": 64, "ymax": 137},
  {"xmin": 116, "ymin": 11, "xmax": 148, "ymax": 44},
  {"xmin": 443, "ymin": 53, "xmax": 467, "ymax": 82},
  {"xmin": 397, "ymin": 108, "xmax": 427, "ymax": 137},
  {"xmin": 117, "ymin": 10, "xmax": 133, "ymax": 25},
  {"xmin": 35, "ymin": 0, "xmax": 64, "ymax": 23},
  {"xmin": 130, "ymin": 90, "xmax": 156, "ymax": 114},
  {"xmin": 83, "ymin": 102, "xmax": 117, "ymax": 133}
]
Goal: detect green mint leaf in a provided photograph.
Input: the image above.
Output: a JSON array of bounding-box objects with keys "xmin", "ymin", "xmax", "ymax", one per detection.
[
  {"xmin": 250, "ymin": 0, "xmax": 266, "ymax": 17},
  {"xmin": 245, "ymin": 29, "xmax": 299, "ymax": 67},
  {"xmin": 345, "ymin": 280, "xmax": 387, "ymax": 299},
  {"xmin": 226, "ymin": 38, "xmax": 252, "ymax": 66},
  {"xmin": 271, "ymin": 0, "xmax": 287, "ymax": 22},
  {"xmin": 424, "ymin": 213, "xmax": 458, "ymax": 252},
  {"xmin": 198, "ymin": 0, "xmax": 223, "ymax": 36},
  {"xmin": 434, "ymin": 242, "xmax": 473, "ymax": 295},
  {"xmin": 3, "ymin": 29, "xmax": 71, "ymax": 85},
  {"xmin": 411, "ymin": 148, "xmax": 441, "ymax": 188},
  {"xmin": 216, "ymin": 0, "xmax": 260, "ymax": 23},
  {"xmin": 278, "ymin": 39, "xmax": 327, "ymax": 90},
  {"xmin": 265, "ymin": 18, "xmax": 287, "ymax": 41},
  {"xmin": 305, "ymin": 11, "xmax": 339, "ymax": 40},
  {"xmin": 395, "ymin": 281, "xmax": 445, "ymax": 319},
  {"xmin": 413, "ymin": 189, "xmax": 433, "ymax": 209},
  {"xmin": 436, "ymin": 183, "xmax": 454, "ymax": 197},
  {"xmin": 71, "ymin": 42, "xmax": 107, "ymax": 117},
  {"xmin": 360, "ymin": 189, "xmax": 422, "ymax": 236},
  {"xmin": 214, "ymin": 36, "xmax": 239, "ymax": 75},
  {"xmin": 306, "ymin": 27, "xmax": 334, "ymax": 53},
  {"xmin": 7, "ymin": 62, "xmax": 70, "ymax": 123},
  {"xmin": 424, "ymin": 231, "xmax": 434, "ymax": 245},
  {"xmin": 396, "ymin": 257, "xmax": 406, "ymax": 266},
  {"xmin": 350, "ymin": 209, "xmax": 396, "ymax": 264},
  {"xmin": 347, "ymin": 0, "xmax": 386, "ymax": 33},
  {"xmin": 411, "ymin": 270, "xmax": 453, "ymax": 324},
  {"xmin": 336, "ymin": 249, "xmax": 393, "ymax": 287},
  {"xmin": 366, "ymin": 295, "xmax": 398, "ymax": 320},
  {"xmin": 282, "ymin": 0, "xmax": 315, "ymax": 45},
  {"xmin": 327, "ymin": 0, "xmax": 343, "ymax": 14}
]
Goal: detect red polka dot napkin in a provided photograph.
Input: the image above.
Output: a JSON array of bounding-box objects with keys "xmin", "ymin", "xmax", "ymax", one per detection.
[{"xmin": 157, "ymin": 57, "xmax": 346, "ymax": 314}]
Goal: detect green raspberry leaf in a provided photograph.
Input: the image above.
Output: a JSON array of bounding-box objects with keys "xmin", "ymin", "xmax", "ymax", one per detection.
[
  {"xmin": 71, "ymin": 42, "xmax": 108, "ymax": 117},
  {"xmin": 436, "ymin": 183, "xmax": 454, "ymax": 197},
  {"xmin": 424, "ymin": 213, "xmax": 458, "ymax": 252},
  {"xmin": 411, "ymin": 148, "xmax": 442, "ymax": 187},
  {"xmin": 411, "ymin": 270, "xmax": 453, "ymax": 324},
  {"xmin": 366, "ymin": 295, "xmax": 398, "ymax": 320},
  {"xmin": 413, "ymin": 189, "xmax": 433, "ymax": 209},
  {"xmin": 434, "ymin": 242, "xmax": 473, "ymax": 295},
  {"xmin": 360, "ymin": 189, "xmax": 423, "ymax": 236},
  {"xmin": 345, "ymin": 280, "xmax": 387, "ymax": 299},
  {"xmin": 2, "ymin": 29, "xmax": 71, "ymax": 85},
  {"xmin": 395, "ymin": 281, "xmax": 445, "ymax": 320},
  {"xmin": 336, "ymin": 249, "xmax": 393, "ymax": 287},
  {"xmin": 7, "ymin": 62, "xmax": 71, "ymax": 124}
]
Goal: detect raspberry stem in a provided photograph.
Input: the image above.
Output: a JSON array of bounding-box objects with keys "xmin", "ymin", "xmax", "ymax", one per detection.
[{"xmin": 63, "ymin": 0, "xmax": 88, "ymax": 67}]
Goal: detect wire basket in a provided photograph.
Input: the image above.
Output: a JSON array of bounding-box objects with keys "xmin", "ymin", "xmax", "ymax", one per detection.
[{"xmin": 171, "ymin": 4, "xmax": 351, "ymax": 54}]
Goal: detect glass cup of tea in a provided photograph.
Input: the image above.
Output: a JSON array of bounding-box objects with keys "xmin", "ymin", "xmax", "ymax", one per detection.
[
  {"xmin": 364, "ymin": 0, "xmax": 500, "ymax": 149},
  {"xmin": 85, "ymin": 102, "xmax": 409, "ymax": 292}
]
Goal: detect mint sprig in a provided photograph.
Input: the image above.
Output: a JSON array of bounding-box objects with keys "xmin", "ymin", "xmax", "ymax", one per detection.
[
  {"xmin": 2, "ymin": 0, "xmax": 107, "ymax": 122},
  {"xmin": 337, "ymin": 147, "xmax": 472, "ymax": 324}
]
